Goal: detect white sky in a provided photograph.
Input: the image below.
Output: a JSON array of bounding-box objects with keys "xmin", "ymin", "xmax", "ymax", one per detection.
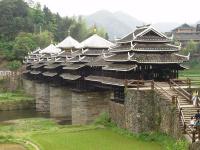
[{"xmin": 34, "ymin": 0, "xmax": 200, "ymax": 24}]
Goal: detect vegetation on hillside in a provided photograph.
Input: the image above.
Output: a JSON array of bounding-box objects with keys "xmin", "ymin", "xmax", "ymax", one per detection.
[
  {"xmin": 180, "ymin": 40, "xmax": 200, "ymax": 78},
  {"xmin": 0, "ymin": 0, "xmax": 108, "ymax": 66}
]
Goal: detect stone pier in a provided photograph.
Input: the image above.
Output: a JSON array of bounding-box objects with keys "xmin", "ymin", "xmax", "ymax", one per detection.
[
  {"xmin": 72, "ymin": 91, "xmax": 110, "ymax": 125},
  {"xmin": 109, "ymin": 88, "xmax": 181, "ymax": 139},
  {"xmin": 22, "ymin": 78, "xmax": 35, "ymax": 96},
  {"xmin": 50, "ymin": 86, "xmax": 72, "ymax": 119},
  {"xmin": 35, "ymin": 82, "xmax": 50, "ymax": 112}
]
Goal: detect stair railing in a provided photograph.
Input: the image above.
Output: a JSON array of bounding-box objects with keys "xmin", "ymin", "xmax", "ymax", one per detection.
[{"xmin": 169, "ymin": 79, "xmax": 192, "ymax": 103}]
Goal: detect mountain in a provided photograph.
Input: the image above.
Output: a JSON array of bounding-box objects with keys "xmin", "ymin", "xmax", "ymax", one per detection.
[
  {"xmin": 85, "ymin": 10, "xmax": 183, "ymax": 40},
  {"xmin": 85, "ymin": 10, "xmax": 143, "ymax": 40},
  {"xmin": 153, "ymin": 22, "xmax": 181, "ymax": 32},
  {"xmin": 113, "ymin": 11, "xmax": 144, "ymax": 30}
]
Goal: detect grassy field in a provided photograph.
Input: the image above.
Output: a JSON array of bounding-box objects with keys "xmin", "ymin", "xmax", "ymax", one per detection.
[
  {"xmin": 31, "ymin": 129, "xmax": 162, "ymax": 150},
  {"xmin": 0, "ymin": 91, "xmax": 34, "ymax": 102},
  {"xmin": 0, "ymin": 118, "xmax": 188, "ymax": 150}
]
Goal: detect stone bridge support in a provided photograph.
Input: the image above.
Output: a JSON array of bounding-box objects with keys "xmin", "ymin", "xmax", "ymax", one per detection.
[
  {"xmin": 35, "ymin": 82, "xmax": 50, "ymax": 112},
  {"xmin": 49, "ymin": 86, "xmax": 72, "ymax": 119},
  {"xmin": 22, "ymin": 78, "xmax": 35, "ymax": 96},
  {"xmin": 72, "ymin": 91, "xmax": 110, "ymax": 125},
  {"xmin": 109, "ymin": 88, "xmax": 182, "ymax": 139}
]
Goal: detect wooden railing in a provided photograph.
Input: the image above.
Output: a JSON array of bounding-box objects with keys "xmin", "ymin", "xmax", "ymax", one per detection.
[
  {"xmin": 169, "ymin": 79, "xmax": 192, "ymax": 103},
  {"xmin": 126, "ymin": 79, "xmax": 200, "ymax": 142},
  {"xmin": 169, "ymin": 79, "xmax": 200, "ymax": 143}
]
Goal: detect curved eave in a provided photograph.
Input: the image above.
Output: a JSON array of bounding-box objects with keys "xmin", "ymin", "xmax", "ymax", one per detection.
[
  {"xmin": 103, "ymin": 67, "xmax": 137, "ymax": 72},
  {"xmin": 82, "ymin": 46, "xmax": 110, "ymax": 49},
  {"xmin": 132, "ymin": 49, "xmax": 179, "ymax": 52},
  {"xmin": 133, "ymin": 40, "xmax": 171, "ymax": 43},
  {"xmin": 109, "ymin": 50, "xmax": 132, "ymax": 53},
  {"xmin": 116, "ymin": 40, "xmax": 133, "ymax": 44},
  {"xmin": 179, "ymin": 65, "xmax": 189, "ymax": 70},
  {"xmin": 83, "ymin": 54, "xmax": 101, "ymax": 56},
  {"xmin": 136, "ymin": 61, "xmax": 185, "ymax": 64},
  {"xmin": 104, "ymin": 59, "xmax": 130, "ymax": 62}
]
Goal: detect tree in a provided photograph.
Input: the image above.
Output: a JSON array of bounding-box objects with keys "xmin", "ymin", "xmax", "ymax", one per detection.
[
  {"xmin": 0, "ymin": 0, "xmax": 30, "ymax": 41},
  {"xmin": 34, "ymin": 31, "xmax": 53, "ymax": 49},
  {"xmin": 13, "ymin": 32, "xmax": 37, "ymax": 60},
  {"xmin": 7, "ymin": 60, "xmax": 22, "ymax": 71}
]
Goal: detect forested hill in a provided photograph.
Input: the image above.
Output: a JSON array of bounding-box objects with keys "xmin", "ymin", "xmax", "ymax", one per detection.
[{"xmin": 0, "ymin": 0, "xmax": 107, "ymax": 70}]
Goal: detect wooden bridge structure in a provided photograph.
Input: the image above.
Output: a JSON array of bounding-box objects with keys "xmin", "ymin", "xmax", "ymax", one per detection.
[{"xmin": 127, "ymin": 78, "xmax": 200, "ymax": 143}]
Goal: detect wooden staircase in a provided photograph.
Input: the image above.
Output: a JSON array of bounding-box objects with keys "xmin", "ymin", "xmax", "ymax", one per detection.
[{"xmin": 154, "ymin": 80, "xmax": 200, "ymax": 143}]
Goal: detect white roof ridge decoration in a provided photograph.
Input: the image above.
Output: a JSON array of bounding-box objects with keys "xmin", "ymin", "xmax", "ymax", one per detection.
[
  {"xmin": 166, "ymin": 43, "xmax": 181, "ymax": 49},
  {"xmin": 58, "ymin": 51, "xmax": 65, "ymax": 55},
  {"xmin": 102, "ymin": 52, "xmax": 115, "ymax": 59},
  {"xmin": 117, "ymin": 31, "xmax": 135, "ymax": 42},
  {"xmin": 32, "ymin": 48, "xmax": 41, "ymax": 54},
  {"xmin": 57, "ymin": 36, "xmax": 80, "ymax": 49},
  {"xmin": 55, "ymin": 57, "xmax": 60, "ymax": 62},
  {"xmin": 128, "ymin": 52, "xmax": 134, "ymax": 60},
  {"xmin": 136, "ymin": 25, "xmax": 169, "ymax": 39},
  {"xmin": 79, "ymin": 55, "xmax": 85, "ymax": 61},
  {"xmin": 174, "ymin": 53, "xmax": 190, "ymax": 60},
  {"xmin": 82, "ymin": 48, "xmax": 88, "ymax": 54},
  {"xmin": 136, "ymin": 24, "xmax": 151, "ymax": 29},
  {"xmin": 80, "ymin": 34, "xmax": 114, "ymax": 48}
]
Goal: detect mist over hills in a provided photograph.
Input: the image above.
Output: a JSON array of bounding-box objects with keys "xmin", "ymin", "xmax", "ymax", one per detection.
[{"xmin": 85, "ymin": 10, "xmax": 183, "ymax": 40}]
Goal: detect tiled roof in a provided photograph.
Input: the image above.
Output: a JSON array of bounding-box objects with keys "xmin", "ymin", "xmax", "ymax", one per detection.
[
  {"xmin": 87, "ymin": 56, "xmax": 110, "ymax": 67},
  {"xmin": 132, "ymin": 53, "xmax": 188, "ymax": 63},
  {"xmin": 133, "ymin": 43, "xmax": 179, "ymax": 51},
  {"xmin": 44, "ymin": 63, "xmax": 62, "ymax": 69},
  {"xmin": 30, "ymin": 71, "xmax": 41, "ymax": 75},
  {"xmin": 79, "ymin": 34, "xmax": 114, "ymax": 48},
  {"xmin": 103, "ymin": 63, "xmax": 137, "ymax": 71},
  {"xmin": 42, "ymin": 72, "xmax": 57, "ymax": 77},
  {"xmin": 60, "ymin": 73, "xmax": 81, "ymax": 80},
  {"xmin": 57, "ymin": 36, "xmax": 80, "ymax": 49},
  {"xmin": 63, "ymin": 63, "xmax": 86, "ymax": 70},
  {"xmin": 31, "ymin": 63, "xmax": 45, "ymax": 69},
  {"xmin": 174, "ymin": 33, "xmax": 200, "ymax": 41},
  {"xmin": 85, "ymin": 75, "xmax": 125, "ymax": 86}
]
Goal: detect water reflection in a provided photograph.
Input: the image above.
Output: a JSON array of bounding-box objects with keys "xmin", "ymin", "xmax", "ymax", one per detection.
[{"xmin": 0, "ymin": 109, "xmax": 49, "ymax": 122}]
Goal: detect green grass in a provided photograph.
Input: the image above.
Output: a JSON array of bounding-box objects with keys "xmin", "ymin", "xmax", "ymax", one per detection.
[
  {"xmin": 0, "ymin": 91, "xmax": 34, "ymax": 102},
  {"xmin": 31, "ymin": 128, "xmax": 162, "ymax": 150},
  {"xmin": 0, "ymin": 118, "xmax": 187, "ymax": 150}
]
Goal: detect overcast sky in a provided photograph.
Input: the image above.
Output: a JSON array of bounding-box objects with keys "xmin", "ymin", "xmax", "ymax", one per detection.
[{"xmin": 34, "ymin": 0, "xmax": 199, "ymax": 24}]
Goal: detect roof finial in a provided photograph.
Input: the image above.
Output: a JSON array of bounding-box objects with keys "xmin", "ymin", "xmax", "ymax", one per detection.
[
  {"xmin": 93, "ymin": 24, "xmax": 97, "ymax": 34},
  {"xmin": 68, "ymin": 30, "xmax": 71, "ymax": 36}
]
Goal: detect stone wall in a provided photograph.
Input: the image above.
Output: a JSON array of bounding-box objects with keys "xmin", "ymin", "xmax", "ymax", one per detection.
[
  {"xmin": 22, "ymin": 79, "xmax": 35, "ymax": 96},
  {"xmin": 35, "ymin": 82, "xmax": 50, "ymax": 112},
  {"xmin": 109, "ymin": 88, "xmax": 182, "ymax": 139},
  {"xmin": 109, "ymin": 101, "xmax": 125, "ymax": 128},
  {"xmin": 50, "ymin": 86, "xmax": 72, "ymax": 119},
  {"xmin": 72, "ymin": 91, "xmax": 110, "ymax": 125}
]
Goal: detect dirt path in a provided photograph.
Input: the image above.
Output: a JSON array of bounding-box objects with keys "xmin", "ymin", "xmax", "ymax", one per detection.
[
  {"xmin": 24, "ymin": 140, "xmax": 40, "ymax": 150},
  {"xmin": 0, "ymin": 144, "xmax": 26, "ymax": 150}
]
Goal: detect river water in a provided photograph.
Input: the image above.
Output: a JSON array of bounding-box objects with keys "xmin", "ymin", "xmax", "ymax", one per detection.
[
  {"xmin": 0, "ymin": 109, "xmax": 50, "ymax": 122},
  {"xmin": 0, "ymin": 109, "xmax": 72, "ymax": 125}
]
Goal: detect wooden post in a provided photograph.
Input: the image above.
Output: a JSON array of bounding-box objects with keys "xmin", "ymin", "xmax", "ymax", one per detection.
[
  {"xmin": 183, "ymin": 123, "xmax": 186, "ymax": 134},
  {"xmin": 172, "ymin": 95, "xmax": 176, "ymax": 104},
  {"xmin": 192, "ymin": 130, "xmax": 196, "ymax": 143},
  {"xmin": 151, "ymin": 80, "xmax": 154, "ymax": 90},
  {"xmin": 198, "ymin": 126, "xmax": 200, "ymax": 142},
  {"xmin": 137, "ymin": 80, "xmax": 139, "ymax": 90},
  {"xmin": 187, "ymin": 78, "xmax": 191, "ymax": 89}
]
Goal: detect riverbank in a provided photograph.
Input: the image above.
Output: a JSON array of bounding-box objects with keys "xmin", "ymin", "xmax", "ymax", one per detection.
[
  {"xmin": 0, "ymin": 91, "xmax": 35, "ymax": 111},
  {"xmin": 0, "ymin": 117, "xmax": 189, "ymax": 150}
]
